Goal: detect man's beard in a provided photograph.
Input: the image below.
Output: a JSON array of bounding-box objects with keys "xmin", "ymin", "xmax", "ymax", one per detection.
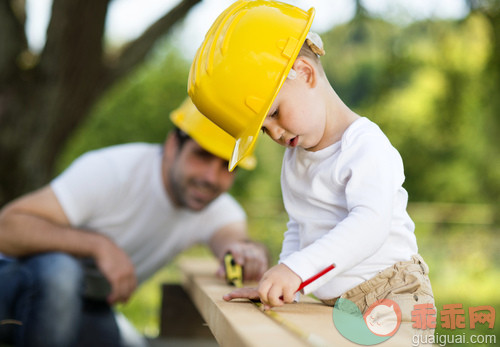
[{"xmin": 168, "ymin": 171, "xmax": 220, "ymax": 211}]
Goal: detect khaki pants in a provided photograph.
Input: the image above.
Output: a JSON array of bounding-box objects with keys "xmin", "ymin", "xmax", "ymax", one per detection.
[{"xmin": 323, "ymin": 254, "xmax": 435, "ymax": 342}]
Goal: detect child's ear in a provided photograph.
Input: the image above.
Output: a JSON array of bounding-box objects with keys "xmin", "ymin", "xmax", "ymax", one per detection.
[{"xmin": 292, "ymin": 57, "xmax": 317, "ymax": 88}]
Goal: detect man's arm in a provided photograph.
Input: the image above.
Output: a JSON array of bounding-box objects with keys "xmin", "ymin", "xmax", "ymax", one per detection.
[
  {"xmin": 0, "ymin": 186, "xmax": 99, "ymax": 256},
  {"xmin": 0, "ymin": 186, "xmax": 136, "ymax": 304},
  {"xmin": 209, "ymin": 221, "xmax": 269, "ymax": 281}
]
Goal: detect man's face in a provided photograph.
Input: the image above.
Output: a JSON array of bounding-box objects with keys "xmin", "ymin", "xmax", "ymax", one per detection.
[{"xmin": 163, "ymin": 137, "xmax": 236, "ymax": 211}]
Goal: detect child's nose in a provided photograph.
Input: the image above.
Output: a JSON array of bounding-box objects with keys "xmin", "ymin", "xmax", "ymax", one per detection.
[{"xmin": 265, "ymin": 121, "xmax": 284, "ymax": 142}]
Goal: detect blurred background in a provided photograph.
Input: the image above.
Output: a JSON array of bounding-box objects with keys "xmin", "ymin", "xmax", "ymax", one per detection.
[{"xmin": 1, "ymin": 0, "xmax": 499, "ymax": 345}]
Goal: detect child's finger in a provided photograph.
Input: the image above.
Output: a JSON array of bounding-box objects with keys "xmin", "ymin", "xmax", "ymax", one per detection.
[
  {"xmin": 257, "ymin": 280, "xmax": 272, "ymax": 305},
  {"xmin": 267, "ymin": 285, "xmax": 285, "ymax": 307},
  {"xmin": 281, "ymin": 287, "xmax": 296, "ymax": 303},
  {"xmin": 222, "ymin": 287, "xmax": 260, "ymax": 301}
]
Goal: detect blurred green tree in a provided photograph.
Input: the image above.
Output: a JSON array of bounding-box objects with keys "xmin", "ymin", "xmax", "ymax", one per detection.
[
  {"xmin": 0, "ymin": 0, "xmax": 200, "ymax": 207},
  {"xmin": 57, "ymin": 47, "xmax": 190, "ymax": 171},
  {"xmin": 320, "ymin": 7, "xmax": 499, "ymax": 208},
  {"xmin": 467, "ymin": 0, "xmax": 500, "ymax": 207}
]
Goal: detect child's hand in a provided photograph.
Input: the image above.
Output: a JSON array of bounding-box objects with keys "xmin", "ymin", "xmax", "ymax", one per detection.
[
  {"xmin": 222, "ymin": 264, "xmax": 301, "ymax": 309},
  {"xmin": 223, "ymin": 287, "xmax": 260, "ymax": 302},
  {"xmin": 257, "ymin": 263, "xmax": 301, "ymax": 308}
]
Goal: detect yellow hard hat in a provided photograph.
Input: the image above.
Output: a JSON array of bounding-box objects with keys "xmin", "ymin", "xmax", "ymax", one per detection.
[
  {"xmin": 170, "ymin": 98, "xmax": 257, "ymax": 170},
  {"xmin": 188, "ymin": 0, "xmax": 314, "ymax": 171}
]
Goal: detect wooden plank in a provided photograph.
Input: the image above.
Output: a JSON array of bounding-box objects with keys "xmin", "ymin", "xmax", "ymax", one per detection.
[
  {"xmin": 179, "ymin": 258, "xmax": 305, "ymax": 346},
  {"xmin": 179, "ymin": 258, "xmax": 423, "ymax": 347},
  {"xmin": 159, "ymin": 284, "xmax": 214, "ymax": 339}
]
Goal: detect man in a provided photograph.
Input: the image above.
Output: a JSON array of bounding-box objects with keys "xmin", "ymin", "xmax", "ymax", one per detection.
[{"xmin": 0, "ymin": 98, "xmax": 268, "ymax": 346}]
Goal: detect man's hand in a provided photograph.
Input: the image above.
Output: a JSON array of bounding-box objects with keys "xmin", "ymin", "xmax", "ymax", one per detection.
[
  {"xmin": 216, "ymin": 241, "xmax": 268, "ymax": 281},
  {"xmin": 94, "ymin": 235, "xmax": 137, "ymax": 304}
]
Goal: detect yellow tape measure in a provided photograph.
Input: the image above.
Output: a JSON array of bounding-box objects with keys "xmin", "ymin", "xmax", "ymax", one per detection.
[{"xmin": 224, "ymin": 252, "xmax": 243, "ymax": 288}]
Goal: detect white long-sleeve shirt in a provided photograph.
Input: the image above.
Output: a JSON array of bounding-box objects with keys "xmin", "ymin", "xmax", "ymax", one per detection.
[{"xmin": 280, "ymin": 117, "xmax": 417, "ymax": 299}]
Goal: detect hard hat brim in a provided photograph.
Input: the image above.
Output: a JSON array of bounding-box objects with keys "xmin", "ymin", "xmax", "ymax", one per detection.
[{"xmin": 171, "ymin": 99, "xmax": 257, "ymax": 170}]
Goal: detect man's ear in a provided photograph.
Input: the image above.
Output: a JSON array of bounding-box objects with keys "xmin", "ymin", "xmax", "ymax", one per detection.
[
  {"xmin": 292, "ymin": 57, "xmax": 317, "ymax": 88},
  {"xmin": 164, "ymin": 131, "xmax": 178, "ymax": 160}
]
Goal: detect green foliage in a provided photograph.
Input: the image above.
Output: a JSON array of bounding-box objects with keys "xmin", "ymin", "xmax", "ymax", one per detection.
[
  {"xmin": 58, "ymin": 48, "xmax": 190, "ymax": 172},
  {"xmin": 320, "ymin": 13, "xmax": 499, "ymax": 207}
]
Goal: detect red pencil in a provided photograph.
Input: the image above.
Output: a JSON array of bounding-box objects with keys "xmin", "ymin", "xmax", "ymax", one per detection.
[{"xmin": 295, "ymin": 264, "xmax": 335, "ymax": 293}]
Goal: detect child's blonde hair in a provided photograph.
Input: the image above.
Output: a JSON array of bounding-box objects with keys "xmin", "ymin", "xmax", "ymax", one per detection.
[{"xmin": 297, "ymin": 32, "xmax": 326, "ymax": 76}]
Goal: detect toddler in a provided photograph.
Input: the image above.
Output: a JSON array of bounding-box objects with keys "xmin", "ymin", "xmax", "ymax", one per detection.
[{"xmin": 188, "ymin": 0, "xmax": 434, "ymax": 331}]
